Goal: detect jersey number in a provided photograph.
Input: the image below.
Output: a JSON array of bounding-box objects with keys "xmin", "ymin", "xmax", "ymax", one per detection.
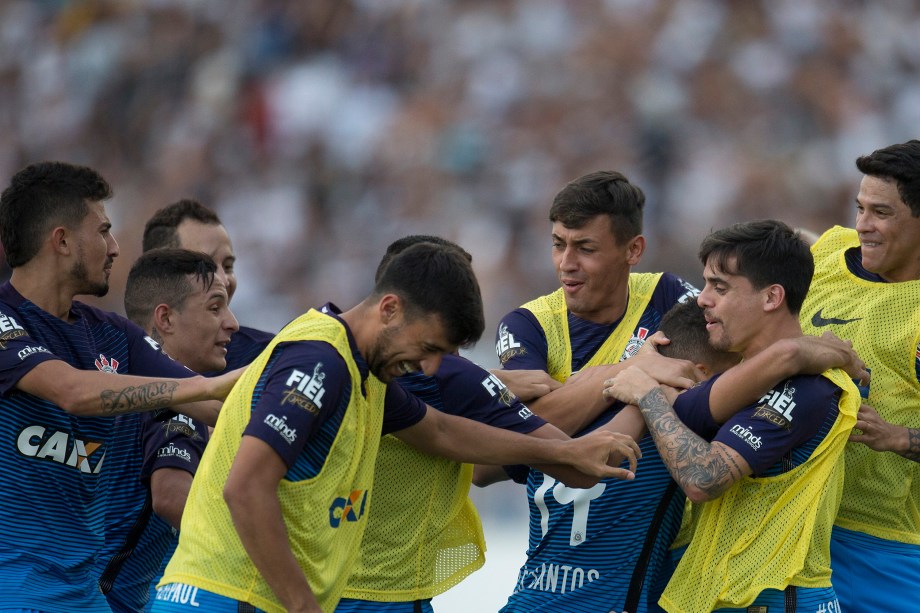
[{"xmin": 533, "ymin": 475, "xmax": 605, "ymax": 547}]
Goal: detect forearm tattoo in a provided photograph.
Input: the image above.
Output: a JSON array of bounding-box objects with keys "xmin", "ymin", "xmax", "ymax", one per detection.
[
  {"xmin": 100, "ymin": 381, "xmax": 179, "ymax": 415},
  {"xmin": 903, "ymin": 428, "xmax": 920, "ymax": 463},
  {"xmin": 637, "ymin": 387, "xmax": 743, "ymax": 499}
]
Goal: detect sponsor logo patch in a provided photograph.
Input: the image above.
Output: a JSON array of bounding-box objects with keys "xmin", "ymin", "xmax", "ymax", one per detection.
[
  {"xmin": 17, "ymin": 345, "xmax": 50, "ymax": 360},
  {"xmin": 157, "ymin": 443, "xmax": 192, "ymax": 463},
  {"xmin": 94, "ymin": 354, "xmax": 120, "ymax": 374},
  {"xmin": 0, "ymin": 313, "xmax": 27, "ymax": 350},
  {"xmin": 619, "ymin": 327, "xmax": 650, "ymax": 361},
  {"xmin": 264, "ymin": 413, "xmax": 297, "ymax": 444},
  {"xmin": 16, "ymin": 425, "xmax": 106, "ymax": 473},
  {"xmin": 281, "ymin": 363, "xmax": 326, "ymax": 416},
  {"xmin": 329, "ymin": 489, "xmax": 369, "ymax": 527},
  {"xmin": 730, "ymin": 424, "xmax": 763, "ymax": 451},
  {"xmin": 496, "ymin": 323, "xmax": 525, "ymax": 364}
]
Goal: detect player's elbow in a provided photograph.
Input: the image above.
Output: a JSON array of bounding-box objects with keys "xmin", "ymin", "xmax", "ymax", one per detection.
[{"xmin": 683, "ymin": 484, "xmax": 718, "ymax": 505}]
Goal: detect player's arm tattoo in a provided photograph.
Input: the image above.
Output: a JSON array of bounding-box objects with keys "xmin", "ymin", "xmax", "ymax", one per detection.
[
  {"xmin": 100, "ymin": 381, "xmax": 179, "ymax": 415},
  {"xmin": 637, "ymin": 387, "xmax": 744, "ymax": 500},
  {"xmin": 902, "ymin": 427, "xmax": 920, "ymax": 463}
]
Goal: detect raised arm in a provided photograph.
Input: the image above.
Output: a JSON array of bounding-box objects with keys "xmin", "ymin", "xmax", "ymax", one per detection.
[
  {"xmin": 392, "ymin": 406, "xmax": 641, "ymax": 487},
  {"xmin": 519, "ymin": 354, "xmax": 701, "ymax": 435},
  {"xmin": 606, "ymin": 366, "xmax": 752, "ymax": 503},
  {"xmin": 15, "ymin": 360, "xmax": 238, "ymax": 418}
]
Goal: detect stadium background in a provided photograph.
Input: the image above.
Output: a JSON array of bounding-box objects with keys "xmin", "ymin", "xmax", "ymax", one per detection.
[{"xmin": 1, "ymin": 1, "xmax": 917, "ymax": 609}]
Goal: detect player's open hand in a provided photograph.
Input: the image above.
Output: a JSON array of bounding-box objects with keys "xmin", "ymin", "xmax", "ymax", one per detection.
[
  {"xmin": 603, "ymin": 365, "xmax": 664, "ymax": 406},
  {"xmin": 795, "ymin": 332, "xmax": 870, "ymax": 385},
  {"xmin": 564, "ymin": 429, "xmax": 642, "ymax": 481},
  {"xmin": 849, "ymin": 403, "xmax": 903, "ymax": 452},
  {"xmin": 623, "ymin": 351, "xmax": 702, "ymax": 391}
]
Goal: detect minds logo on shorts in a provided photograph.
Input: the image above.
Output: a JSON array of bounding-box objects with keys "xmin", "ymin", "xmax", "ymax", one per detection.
[
  {"xmin": 281, "ymin": 362, "xmax": 326, "ymax": 416},
  {"xmin": 0, "ymin": 313, "xmax": 27, "ymax": 350}
]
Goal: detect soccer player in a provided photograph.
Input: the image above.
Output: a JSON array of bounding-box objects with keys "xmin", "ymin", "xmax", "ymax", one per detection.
[
  {"xmin": 152, "ymin": 241, "xmax": 639, "ymax": 613},
  {"xmin": 97, "ymin": 249, "xmax": 239, "ymax": 611},
  {"xmin": 484, "ymin": 170, "xmax": 702, "ymax": 612},
  {"xmin": 143, "ymin": 198, "xmax": 274, "ymax": 373},
  {"xmin": 0, "ymin": 161, "xmax": 238, "ymax": 612},
  {"xmin": 337, "ymin": 236, "xmax": 639, "ymax": 613},
  {"xmin": 606, "ymin": 220, "xmax": 861, "ymax": 612},
  {"xmin": 799, "ymin": 139, "xmax": 920, "ymax": 611}
]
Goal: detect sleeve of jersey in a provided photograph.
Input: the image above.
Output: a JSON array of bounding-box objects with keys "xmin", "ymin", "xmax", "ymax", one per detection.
[
  {"xmin": 658, "ymin": 272, "xmax": 701, "ymax": 306},
  {"xmin": 712, "ymin": 375, "xmax": 840, "ymax": 476},
  {"xmin": 0, "ymin": 307, "xmax": 67, "ymax": 395},
  {"xmin": 139, "ymin": 411, "xmax": 209, "ymax": 480},
  {"xmin": 243, "ymin": 342, "xmax": 349, "ymax": 469},
  {"xmin": 434, "ymin": 355, "xmax": 546, "ymax": 434},
  {"xmin": 381, "ymin": 381, "xmax": 428, "ymax": 435},
  {"xmin": 672, "ymin": 377, "xmax": 721, "ymax": 440},
  {"xmin": 495, "ymin": 309, "xmax": 549, "ymax": 371}
]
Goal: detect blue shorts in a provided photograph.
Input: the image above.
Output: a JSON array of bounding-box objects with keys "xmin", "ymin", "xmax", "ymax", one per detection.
[
  {"xmin": 714, "ymin": 587, "xmax": 839, "ymax": 612},
  {"xmin": 830, "ymin": 525, "xmax": 920, "ymax": 612},
  {"xmin": 150, "ymin": 584, "xmax": 267, "ymax": 612},
  {"xmin": 335, "ymin": 599, "xmax": 433, "ymax": 613}
]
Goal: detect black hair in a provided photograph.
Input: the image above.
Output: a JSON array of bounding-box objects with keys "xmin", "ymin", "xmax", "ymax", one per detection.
[
  {"xmin": 0, "ymin": 161, "xmax": 112, "ymax": 267},
  {"xmin": 855, "ymin": 140, "xmax": 920, "ymax": 217},
  {"xmin": 142, "ymin": 199, "xmax": 222, "ymax": 252},
  {"xmin": 549, "ymin": 170, "xmax": 645, "ymax": 245},
  {"xmin": 124, "ymin": 248, "xmax": 218, "ymax": 326}
]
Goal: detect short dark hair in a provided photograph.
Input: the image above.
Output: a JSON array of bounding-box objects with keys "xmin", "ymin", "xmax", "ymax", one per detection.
[
  {"xmin": 549, "ymin": 171, "xmax": 645, "ymax": 245},
  {"xmin": 658, "ymin": 301, "xmax": 738, "ymax": 373},
  {"xmin": 856, "ymin": 140, "xmax": 920, "ymax": 217},
  {"xmin": 698, "ymin": 219, "xmax": 813, "ymax": 315},
  {"xmin": 142, "ymin": 199, "xmax": 222, "ymax": 252},
  {"xmin": 124, "ymin": 248, "xmax": 218, "ymax": 327},
  {"xmin": 372, "ymin": 242, "xmax": 484, "ymax": 348},
  {"xmin": 0, "ymin": 161, "xmax": 112, "ymax": 268},
  {"xmin": 374, "ymin": 235, "xmax": 472, "ymax": 283}
]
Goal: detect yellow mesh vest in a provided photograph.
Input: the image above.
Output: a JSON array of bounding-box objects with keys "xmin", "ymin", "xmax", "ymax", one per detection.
[
  {"xmin": 801, "ymin": 226, "xmax": 920, "ymax": 544},
  {"xmin": 521, "ymin": 273, "xmax": 663, "ymax": 381},
  {"xmin": 659, "ymin": 370, "xmax": 859, "ymax": 613},
  {"xmin": 342, "ymin": 435, "xmax": 485, "ymax": 601},
  {"xmin": 159, "ymin": 310, "xmax": 385, "ymax": 613}
]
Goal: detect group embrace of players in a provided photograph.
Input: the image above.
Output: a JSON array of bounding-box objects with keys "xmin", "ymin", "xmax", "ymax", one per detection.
[{"xmin": 0, "ymin": 139, "xmax": 917, "ymax": 613}]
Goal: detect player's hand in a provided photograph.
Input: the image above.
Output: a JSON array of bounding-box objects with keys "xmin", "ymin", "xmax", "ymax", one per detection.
[
  {"xmin": 794, "ymin": 332, "xmax": 870, "ymax": 385},
  {"xmin": 603, "ymin": 365, "xmax": 662, "ymax": 407},
  {"xmin": 849, "ymin": 403, "xmax": 905, "ymax": 452},
  {"xmin": 490, "ymin": 368, "xmax": 562, "ymax": 402},
  {"xmin": 564, "ymin": 429, "xmax": 641, "ymax": 481},
  {"xmin": 636, "ymin": 330, "xmax": 669, "ymax": 356},
  {"xmin": 209, "ymin": 366, "xmax": 246, "ymax": 400},
  {"xmin": 627, "ymin": 351, "xmax": 703, "ymax": 391}
]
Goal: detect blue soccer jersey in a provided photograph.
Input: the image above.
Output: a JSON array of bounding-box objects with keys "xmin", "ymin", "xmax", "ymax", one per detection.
[
  {"xmin": 0, "ymin": 282, "xmax": 192, "ymax": 612},
  {"xmin": 97, "ymin": 411, "xmax": 208, "ymax": 613},
  {"xmin": 497, "ymin": 274, "xmax": 698, "ymax": 612}
]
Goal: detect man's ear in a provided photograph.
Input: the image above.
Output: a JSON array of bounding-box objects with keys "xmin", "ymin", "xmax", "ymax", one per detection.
[
  {"xmin": 625, "ymin": 235, "xmax": 646, "ymax": 266},
  {"xmin": 762, "ymin": 284, "xmax": 786, "ymax": 313},
  {"xmin": 151, "ymin": 303, "xmax": 174, "ymax": 336},
  {"xmin": 51, "ymin": 226, "xmax": 70, "ymax": 256},
  {"xmin": 378, "ymin": 293, "xmax": 402, "ymax": 326}
]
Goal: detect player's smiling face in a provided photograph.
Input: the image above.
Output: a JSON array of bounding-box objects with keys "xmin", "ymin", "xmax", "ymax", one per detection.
[
  {"xmin": 165, "ymin": 275, "xmax": 239, "ymax": 373},
  {"xmin": 697, "ymin": 257, "xmax": 764, "ymax": 355},
  {"xmin": 855, "ymin": 175, "xmax": 920, "ymax": 283},
  {"xmin": 367, "ymin": 312, "xmax": 455, "ymax": 382},
  {"xmin": 551, "ymin": 216, "xmax": 642, "ymax": 324}
]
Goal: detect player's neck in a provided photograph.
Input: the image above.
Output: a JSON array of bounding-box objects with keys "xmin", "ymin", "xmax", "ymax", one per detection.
[
  {"xmin": 741, "ymin": 316, "xmax": 803, "ymax": 361},
  {"xmin": 9, "ymin": 267, "xmax": 77, "ymax": 321}
]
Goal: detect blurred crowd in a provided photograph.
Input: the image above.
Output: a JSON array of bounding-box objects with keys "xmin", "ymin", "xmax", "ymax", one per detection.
[{"xmin": 1, "ymin": 0, "xmax": 918, "ymax": 365}]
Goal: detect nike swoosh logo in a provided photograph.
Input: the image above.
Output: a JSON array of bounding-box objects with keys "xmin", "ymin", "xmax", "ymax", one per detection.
[{"xmin": 811, "ymin": 309, "xmax": 862, "ymax": 327}]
